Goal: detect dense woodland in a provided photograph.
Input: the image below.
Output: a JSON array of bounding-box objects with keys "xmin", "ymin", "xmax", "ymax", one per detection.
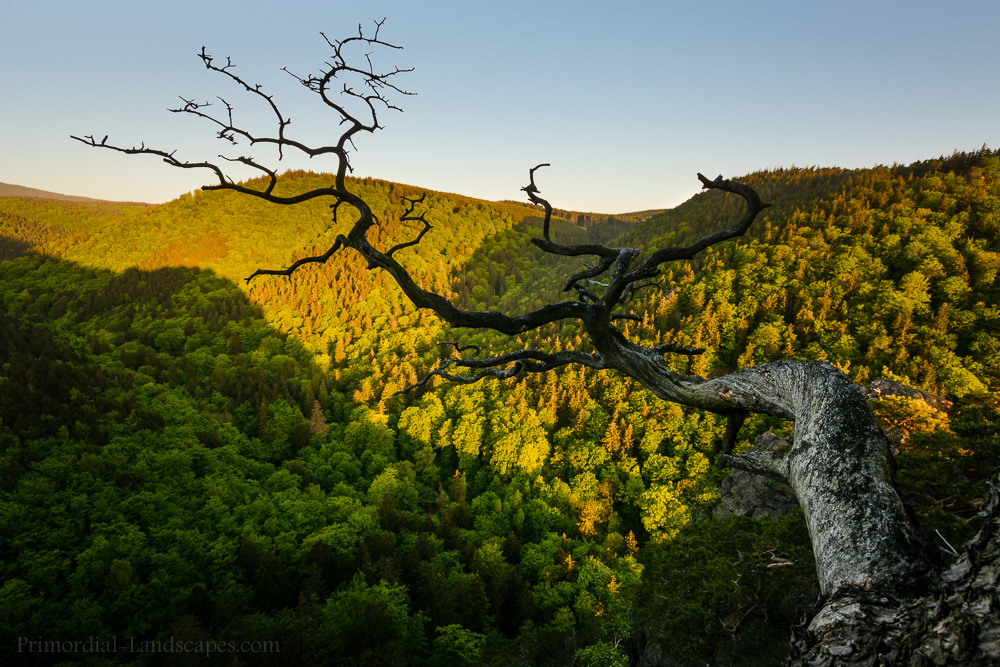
[{"xmin": 2, "ymin": 149, "xmax": 999, "ymax": 665}]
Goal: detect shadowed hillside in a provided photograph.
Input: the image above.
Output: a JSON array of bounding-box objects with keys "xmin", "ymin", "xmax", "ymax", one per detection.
[{"xmin": 2, "ymin": 148, "xmax": 1000, "ymax": 664}]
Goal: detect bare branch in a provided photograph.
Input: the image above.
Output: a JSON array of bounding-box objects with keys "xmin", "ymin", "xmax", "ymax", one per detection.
[
  {"xmin": 522, "ymin": 165, "xmax": 621, "ymax": 265},
  {"xmin": 521, "ymin": 172, "xmax": 771, "ymax": 350},
  {"xmin": 619, "ymin": 280, "xmax": 666, "ymax": 305},
  {"xmin": 218, "ymin": 154, "xmax": 278, "ymax": 193},
  {"xmin": 563, "ymin": 257, "xmax": 618, "ymax": 294},
  {"xmin": 438, "ymin": 341, "xmax": 482, "ymax": 358},
  {"xmin": 291, "ymin": 19, "xmax": 414, "ymax": 134},
  {"xmin": 75, "ymin": 22, "xmax": 417, "ymax": 217},
  {"xmin": 71, "ymin": 132, "xmax": 363, "ymax": 209},
  {"xmin": 386, "ymin": 194, "xmax": 431, "ymax": 258},
  {"xmin": 73, "ymin": 23, "xmax": 771, "ymax": 401},
  {"xmin": 721, "ymin": 446, "xmax": 790, "ymax": 484},
  {"xmin": 398, "ymin": 346, "xmax": 608, "ymax": 394},
  {"xmin": 246, "ymin": 235, "xmax": 348, "ymax": 282},
  {"xmin": 70, "ymin": 134, "xmax": 232, "ymax": 182},
  {"xmin": 186, "ymin": 46, "xmax": 296, "ymax": 160},
  {"xmin": 521, "ymin": 163, "xmax": 552, "ymax": 241},
  {"xmin": 642, "ymin": 173, "xmax": 773, "ymax": 271}
]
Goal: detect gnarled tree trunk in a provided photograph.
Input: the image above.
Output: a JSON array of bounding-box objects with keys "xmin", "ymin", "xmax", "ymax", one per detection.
[
  {"xmin": 789, "ymin": 475, "xmax": 1000, "ymax": 666},
  {"xmin": 703, "ymin": 360, "xmax": 934, "ymax": 597},
  {"xmin": 76, "ymin": 26, "xmax": 997, "ymax": 663}
]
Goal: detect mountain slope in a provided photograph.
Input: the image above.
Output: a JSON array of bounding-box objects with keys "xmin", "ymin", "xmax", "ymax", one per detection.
[
  {"xmin": 0, "ymin": 181, "xmax": 142, "ymax": 203},
  {"xmin": 1, "ymin": 152, "xmax": 999, "ymax": 666}
]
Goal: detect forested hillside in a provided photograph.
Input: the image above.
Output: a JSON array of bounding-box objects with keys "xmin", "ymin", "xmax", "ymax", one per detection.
[{"xmin": 2, "ymin": 150, "xmax": 999, "ymax": 665}]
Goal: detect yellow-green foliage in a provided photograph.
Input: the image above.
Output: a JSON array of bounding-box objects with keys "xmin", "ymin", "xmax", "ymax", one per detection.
[{"xmin": 2, "ymin": 150, "xmax": 999, "ymax": 665}]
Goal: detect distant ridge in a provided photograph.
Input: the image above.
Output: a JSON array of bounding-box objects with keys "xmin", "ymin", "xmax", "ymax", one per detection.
[{"xmin": 0, "ymin": 182, "xmax": 147, "ymax": 204}]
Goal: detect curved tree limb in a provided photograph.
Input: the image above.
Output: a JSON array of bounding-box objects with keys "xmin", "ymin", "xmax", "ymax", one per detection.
[
  {"xmin": 398, "ymin": 346, "xmax": 608, "ymax": 394},
  {"xmin": 72, "ymin": 19, "xmax": 410, "ymax": 207},
  {"xmin": 245, "ymin": 235, "xmax": 349, "ymax": 282},
  {"xmin": 75, "ymin": 26, "xmax": 960, "ymax": 660},
  {"xmin": 386, "ymin": 194, "xmax": 430, "ymax": 258},
  {"xmin": 642, "ymin": 173, "xmax": 773, "ymax": 270}
]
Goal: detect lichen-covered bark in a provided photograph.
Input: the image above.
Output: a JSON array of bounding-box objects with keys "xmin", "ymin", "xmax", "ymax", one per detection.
[
  {"xmin": 712, "ymin": 432, "xmax": 798, "ymax": 521},
  {"xmin": 606, "ymin": 355, "xmax": 934, "ymax": 597},
  {"xmin": 79, "ymin": 36, "xmax": 991, "ymax": 663},
  {"xmin": 716, "ymin": 361, "xmax": 934, "ymax": 597},
  {"xmin": 789, "ymin": 476, "xmax": 1000, "ymax": 666}
]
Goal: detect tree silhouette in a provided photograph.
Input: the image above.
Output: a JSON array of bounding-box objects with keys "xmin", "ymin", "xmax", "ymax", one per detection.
[{"xmin": 74, "ymin": 20, "xmax": 1000, "ymax": 665}]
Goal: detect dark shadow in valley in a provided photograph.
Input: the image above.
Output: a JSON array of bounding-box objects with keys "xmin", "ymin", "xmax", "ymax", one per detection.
[
  {"xmin": 0, "ymin": 234, "xmax": 31, "ymax": 261},
  {"xmin": 0, "ymin": 242, "xmax": 339, "ymax": 665}
]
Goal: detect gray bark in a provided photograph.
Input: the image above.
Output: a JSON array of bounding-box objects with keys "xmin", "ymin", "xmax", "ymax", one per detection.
[
  {"xmin": 78, "ymin": 55, "xmax": 984, "ymax": 656},
  {"xmin": 789, "ymin": 476, "xmax": 1000, "ymax": 666},
  {"xmin": 608, "ymin": 356, "xmax": 934, "ymax": 598},
  {"xmin": 713, "ymin": 432, "xmax": 797, "ymax": 521},
  {"xmin": 714, "ymin": 361, "xmax": 933, "ymax": 598}
]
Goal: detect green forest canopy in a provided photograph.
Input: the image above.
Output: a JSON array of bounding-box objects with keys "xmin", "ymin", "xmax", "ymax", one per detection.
[{"xmin": 1, "ymin": 150, "xmax": 999, "ymax": 665}]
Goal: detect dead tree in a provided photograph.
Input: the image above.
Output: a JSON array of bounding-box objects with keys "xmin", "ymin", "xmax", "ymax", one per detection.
[{"xmin": 74, "ymin": 22, "xmax": 999, "ymax": 665}]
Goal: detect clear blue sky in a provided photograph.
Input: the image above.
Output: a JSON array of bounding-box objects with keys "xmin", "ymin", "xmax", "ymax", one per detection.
[{"xmin": 3, "ymin": 0, "xmax": 999, "ymax": 213}]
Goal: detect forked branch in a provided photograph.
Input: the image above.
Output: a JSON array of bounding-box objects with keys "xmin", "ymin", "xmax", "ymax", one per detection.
[
  {"xmin": 398, "ymin": 346, "xmax": 609, "ymax": 394},
  {"xmin": 387, "ymin": 195, "xmax": 430, "ymax": 258},
  {"xmin": 72, "ymin": 19, "xmax": 411, "ymax": 205},
  {"xmin": 641, "ymin": 173, "xmax": 773, "ymax": 270},
  {"xmin": 73, "ymin": 22, "xmax": 771, "ymax": 402}
]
